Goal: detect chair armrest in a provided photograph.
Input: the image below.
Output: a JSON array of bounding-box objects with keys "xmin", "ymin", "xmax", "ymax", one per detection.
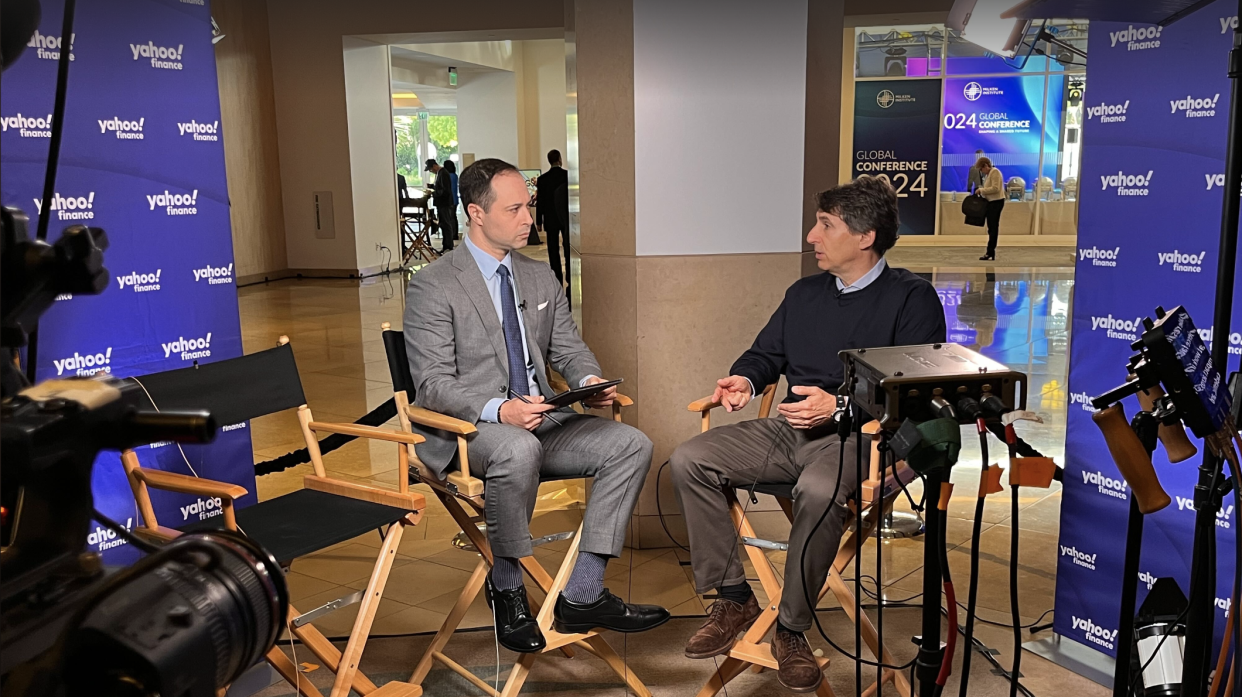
[
  {"xmin": 615, "ymin": 393, "xmax": 634, "ymax": 407},
  {"xmin": 133, "ymin": 469, "xmax": 248, "ymax": 500},
  {"xmin": 405, "ymin": 405, "xmax": 477, "ymax": 435},
  {"xmin": 308, "ymin": 421, "xmax": 425, "ymax": 445},
  {"xmin": 687, "ymin": 395, "xmax": 722, "ymax": 413}
]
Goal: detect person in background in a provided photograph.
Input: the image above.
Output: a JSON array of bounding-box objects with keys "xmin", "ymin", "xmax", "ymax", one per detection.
[
  {"xmin": 975, "ymin": 156, "xmax": 1005, "ymax": 261},
  {"xmin": 426, "ymin": 158, "xmax": 455, "ymax": 252},
  {"xmin": 536, "ymin": 149, "xmax": 570, "ymax": 297},
  {"xmin": 444, "ymin": 159, "xmax": 460, "ymax": 249},
  {"xmin": 966, "ymin": 149, "xmax": 985, "ymax": 193}
]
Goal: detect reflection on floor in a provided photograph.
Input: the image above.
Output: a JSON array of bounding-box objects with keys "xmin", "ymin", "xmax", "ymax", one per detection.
[{"xmin": 242, "ymin": 255, "xmax": 1094, "ymax": 695}]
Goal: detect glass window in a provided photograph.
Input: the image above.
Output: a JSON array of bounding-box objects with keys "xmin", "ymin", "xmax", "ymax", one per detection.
[{"xmin": 855, "ymin": 25, "xmax": 945, "ymax": 79}]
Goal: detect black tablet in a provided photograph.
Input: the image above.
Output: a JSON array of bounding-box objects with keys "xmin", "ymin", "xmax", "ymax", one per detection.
[{"xmin": 545, "ymin": 378, "xmax": 624, "ymax": 408}]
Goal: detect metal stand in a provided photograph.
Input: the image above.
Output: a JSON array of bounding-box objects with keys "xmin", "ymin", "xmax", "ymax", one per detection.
[
  {"xmin": 1112, "ymin": 412, "xmax": 1158, "ymax": 697},
  {"xmin": 917, "ymin": 467, "xmax": 946, "ymax": 697},
  {"xmin": 878, "ymin": 510, "xmax": 925, "ymax": 539}
]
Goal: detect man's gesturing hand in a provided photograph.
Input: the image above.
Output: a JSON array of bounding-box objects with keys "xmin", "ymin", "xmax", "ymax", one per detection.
[
  {"xmin": 500, "ymin": 395, "xmax": 554, "ymax": 431},
  {"xmin": 582, "ymin": 375, "xmax": 617, "ymax": 409},
  {"xmin": 777, "ymin": 386, "xmax": 837, "ymax": 429},
  {"xmin": 713, "ymin": 376, "xmax": 753, "ymax": 413}
]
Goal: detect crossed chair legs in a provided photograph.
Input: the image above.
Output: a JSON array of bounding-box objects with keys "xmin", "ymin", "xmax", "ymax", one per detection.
[
  {"xmin": 696, "ymin": 490, "xmax": 914, "ymax": 697},
  {"xmin": 407, "ymin": 488, "xmax": 652, "ymax": 697}
]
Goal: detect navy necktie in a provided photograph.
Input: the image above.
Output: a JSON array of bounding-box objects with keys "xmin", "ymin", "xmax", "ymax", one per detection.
[{"xmin": 495, "ymin": 265, "xmax": 529, "ymax": 397}]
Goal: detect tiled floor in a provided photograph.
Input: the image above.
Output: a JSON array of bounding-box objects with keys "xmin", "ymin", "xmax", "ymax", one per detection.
[{"xmin": 241, "ymin": 246, "xmax": 1092, "ymax": 694}]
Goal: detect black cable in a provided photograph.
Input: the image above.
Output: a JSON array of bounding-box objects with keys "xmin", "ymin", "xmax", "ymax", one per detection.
[
  {"xmin": 92, "ymin": 508, "xmax": 159, "ymax": 554},
  {"xmin": 854, "ymin": 413, "xmax": 864, "ymax": 697},
  {"xmin": 960, "ymin": 427, "xmax": 990, "ymax": 697},
  {"xmin": 654, "ymin": 460, "xmax": 691, "ymax": 553},
  {"xmin": 1233, "ymin": 472, "xmax": 1242, "ymax": 697},
  {"xmin": 853, "ymin": 574, "xmax": 1054, "ymax": 631},
  {"xmin": 1009, "ymin": 481, "xmax": 1023, "ymax": 697}
]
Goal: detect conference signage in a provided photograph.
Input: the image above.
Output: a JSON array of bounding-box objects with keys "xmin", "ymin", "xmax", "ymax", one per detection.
[
  {"xmin": 941, "ymin": 74, "xmax": 1065, "ymax": 195},
  {"xmin": 1056, "ymin": 1, "xmax": 1242, "ymax": 658},
  {"xmin": 0, "ymin": 0, "xmax": 253, "ymax": 561},
  {"xmin": 852, "ymin": 79, "xmax": 941, "ymax": 236}
]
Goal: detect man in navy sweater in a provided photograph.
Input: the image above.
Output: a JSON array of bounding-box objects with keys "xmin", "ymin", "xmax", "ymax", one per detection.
[{"xmin": 670, "ymin": 175, "xmax": 946, "ymax": 693}]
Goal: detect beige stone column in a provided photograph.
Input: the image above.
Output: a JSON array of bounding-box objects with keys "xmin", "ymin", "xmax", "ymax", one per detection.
[{"xmin": 574, "ymin": 0, "xmax": 845, "ymax": 547}]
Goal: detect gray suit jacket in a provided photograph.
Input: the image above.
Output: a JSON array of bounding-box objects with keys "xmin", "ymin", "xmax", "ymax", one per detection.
[{"xmin": 402, "ymin": 246, "xmax": 602, "ymax": 475}]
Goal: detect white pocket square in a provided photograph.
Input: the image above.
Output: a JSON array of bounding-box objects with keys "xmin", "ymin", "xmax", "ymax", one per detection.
[{"xmin": 537, "ymin": 301, "xmax": 549, "ymax": 311}]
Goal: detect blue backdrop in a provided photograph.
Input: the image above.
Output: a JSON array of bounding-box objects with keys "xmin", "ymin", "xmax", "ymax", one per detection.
[
  {"xmin": 1056, "ymin": 2, "xmax": 1242, "ymax": 657},
  {"xmin": 0, "ymin": 0, "xmax": 254, "ymax": 562}
]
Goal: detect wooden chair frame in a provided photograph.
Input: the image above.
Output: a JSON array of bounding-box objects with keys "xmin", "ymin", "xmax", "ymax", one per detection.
[
  {"xmin": 686, "ymin": 384, "xmax": 915, "ymax": 697},
  {"xmin": 119, "ymin": 336, "xmax": 427, "ymax": 697},
  {"xmin": 379, "ymin": 323, "xmax": 649, "ymax": 697}
]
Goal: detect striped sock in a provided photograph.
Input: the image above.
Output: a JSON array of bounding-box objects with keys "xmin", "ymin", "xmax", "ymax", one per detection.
[
  {"xmin": 562, "ymin": 552, "xmax": 608, "ymax": 604},
  {"xmin": 490, "ymin": 556, "xmax": 524, "ymax": 591}
]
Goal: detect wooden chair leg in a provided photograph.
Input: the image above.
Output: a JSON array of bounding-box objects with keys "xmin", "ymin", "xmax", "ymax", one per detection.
[
  {"xmin": 694, "ymin": 657, "xmax": 750, "ymax": 697},
  {"xmin": 290, "ymin": 610, "xmax": 378, "ymax": 695},
  {"xmin": 265, "ymin": 644, "xmax": 327, "ymax": 697},
  {"xmin": 329, "ymin": 519, "xmax": 406, "ymax": 697},
  {"xmin": 583, "ymin": 634, "xmax": 653, "ymax": 697},
  {"xmin": 409, "ymin": 558, "xmax": 488, "ymax": 684},
  {"xmin": 498, "ymin": 651, "xmax": 537, "ymax": 697}
]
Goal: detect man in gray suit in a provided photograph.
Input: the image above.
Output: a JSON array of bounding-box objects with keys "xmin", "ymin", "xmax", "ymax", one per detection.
[{"xmin": 403, "ymin": 158, "xmax": 669, "ymax": 653}]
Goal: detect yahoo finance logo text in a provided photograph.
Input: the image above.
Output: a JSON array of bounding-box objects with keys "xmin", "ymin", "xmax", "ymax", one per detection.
[
  {"xmin": 1060, "ymin": 545, "xmax": 1097, "ymax": 571},
  {"xmin": 1082, "ymin": 469, "xmax": 1128, "ymax": 500},
  {"xmin": 1086, "ymin": 100, "xmax": 1128, "ymax": 123},
  {"xmin": 33, "ymin": 192, "xmax": 95, "ymax": 221},
  {"xmin": 117, "ymin": 270, "xmax": 162, "ymax": 292},
  {"xmin": 2, "ymin": 113, "xmax": 53, "ymax": 138},
  {"xmin": 193, "ymin": 263, "xmax": 234, "ymax": 285},
  {"xmin": 177, "ymin": 120, "xmax": 219, "ymax": 142},
  {"xmin": 1090, "ymin": 314, "xmax": 1143, "ymax": 341},
  {"xmin": 1069, "ymin": 392, "xmax": 1096, "ymax": 412},
  {"xmin": 1071, "ymin": 616, "xmax": 1119, "ymax": 650},
  {"xmin": 53, "ymin": 348, "xmax": 112, "ymax": 376},
  {"xmin": 1158, "ymin": 250, "xmax": 1206, "ymax": 273},
  {"xmin": 27, "ymin": 31, "xmax": 74, "ymax": 61},
  {"xmin": 1171, "ymin": 94, "xmax": 1220, "ymax": 118},
  {"xmin": 98, "ymin": 116, "xmax": 145, "ymax": 140},
  {"xmin": 131, "ymin": 41, "xmax": 184, "ymax": 70},
  {"xmin": 1101, "ymin": 170, "xmax": 1152, "ymax": 196},
  {"xmin": 1079, "ymin": 246, "xmax": 1120, "ymax": 267},
  {"xmin": 163, "ymin": 333, "xmax": 212, "ymax": 362},
  {"xmin": 148, "ymin": 190, "xmax": 198, "ymax": 216},
  {"xmin": 1109, "ymin": 25, "xmax": 1162, "ymax": 51}
]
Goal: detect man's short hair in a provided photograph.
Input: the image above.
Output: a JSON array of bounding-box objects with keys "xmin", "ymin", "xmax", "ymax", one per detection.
[
  {"xmin": 459, "ymin": 158, "xmax": 520, "ymax": 214},
  {"xmin": 547, "ymin": 149, "xmax": 562, "ymax": 165},
  {"xmin": 815, "ymin": 176, "xmax": 900, "ymax": 256}
]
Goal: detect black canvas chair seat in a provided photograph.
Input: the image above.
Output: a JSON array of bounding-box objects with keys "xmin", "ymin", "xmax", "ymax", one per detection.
[{"xmin": 180, "ymin": 490, "xmax": 408, "ymax": 564}]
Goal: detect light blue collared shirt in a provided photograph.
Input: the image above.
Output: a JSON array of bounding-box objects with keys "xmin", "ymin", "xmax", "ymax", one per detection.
[
  {"xmin": 465, "ymin": 235, "xmax": 540, "ymax": 422},
  {"xmin": 466, "ymin": 235, "xmax": 595, "ymax": 422},
  {"xmin": 742, "ymin": 257, "xmax": 888, "ymax": 398}
]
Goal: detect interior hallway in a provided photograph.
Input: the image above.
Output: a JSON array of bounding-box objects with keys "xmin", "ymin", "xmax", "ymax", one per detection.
[{"xmin": 242, "ymin": 249, "xmax": 1096, "ymax": 696}]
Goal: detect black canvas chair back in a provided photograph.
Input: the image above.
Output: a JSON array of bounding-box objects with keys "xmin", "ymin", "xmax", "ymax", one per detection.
[
  {"xmin": 126, "ymin": 343, "xmax": 306, "ymax": 425},
  {"xmin": 381, "ymin": 327, "xmax": 413, "ymax": 399}
]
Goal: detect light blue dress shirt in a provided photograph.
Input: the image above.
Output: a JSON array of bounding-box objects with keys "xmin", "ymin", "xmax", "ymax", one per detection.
[
  {"xmin": 465, "ymin": 235, "xmax": 541, "ymax": 422},
  {"xmin": 742, "ymin": 257, "xmax": 888, "ymax": 398}
]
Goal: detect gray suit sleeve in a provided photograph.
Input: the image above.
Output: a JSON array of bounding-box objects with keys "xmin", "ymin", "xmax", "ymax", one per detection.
[
  {"xmin": 404, "ymin": 271, "xmax": 495, "ymax": 424},
  {"xmin": 543, "ymin": 269, "xmax": 602, "ymax": 386}
]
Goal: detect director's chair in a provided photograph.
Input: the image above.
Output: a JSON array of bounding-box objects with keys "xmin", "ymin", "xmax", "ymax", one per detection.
[
  {"xmin": 378, "ymin": 323, "xmax": 652, "ymax": 697},
  {"xmin": 686, "ymin": 384, "xmax": 916, "ymax": 697},
  {"xmin": 117, "ymin": 338, "xmax": 426, "ymax": 697}
]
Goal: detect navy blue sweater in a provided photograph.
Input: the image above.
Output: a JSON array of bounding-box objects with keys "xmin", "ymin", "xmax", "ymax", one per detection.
[{"xmin": 731, "ymin": 265, "xmax": 947, "ymax": 403}]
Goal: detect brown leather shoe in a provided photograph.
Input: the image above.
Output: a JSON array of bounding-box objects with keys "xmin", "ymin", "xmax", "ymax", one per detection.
[
  {"xmin": 772, "ymin": 627, "xmax": 823, "ymax": 693},
  {"xmin": 684, "ymin": 595, "xmax": 762, "ymax": 659}
]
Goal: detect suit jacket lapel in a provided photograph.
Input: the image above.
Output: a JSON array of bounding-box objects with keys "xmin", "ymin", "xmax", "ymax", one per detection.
[
  {"xmin": 452, "ymin": 249, "xmax": 509, "ymax": 376},
  {"xmin": 512, "ymin": 257, "xmax": 551, "ymax": 395}
]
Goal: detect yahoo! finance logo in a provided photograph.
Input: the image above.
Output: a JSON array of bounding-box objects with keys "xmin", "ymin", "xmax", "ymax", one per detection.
[
  {"xmin": 1101, "ymin": 170, "xmax": 1152, "ymax": 196},
  {"xmin": 33, "ymin": 192, "xmax": 95, "ymax": 221},
  {"xmin": 1082, "ymin": 469, "xmax": 1128, "ymax": 500},
  {"xmin": 53, "ymin": 347, "xmax": 112, "ymax": 376},
  {"xmin": 88, "ymin": 518, "xmax": 133, "ymax": 552},
  {"xmin": 181, "ymin": 497, "xmax": 225, "ymax": 522},
  {"xmin": 117, "ymin": 270, "xmax": 162, "ymax": 292},
  {"xmin": 147, "ymin": 189, "xmax": 198, "ymax": 216},
  {"xmin": 1198, "ymin": 326, "xmax": 1242, "ymax": 356},
  {"xmin": 1157, "ymin": 250, "xmax": 1206, "ymax": 273},
  {"xmin": 1086, "ymin": 100, "xmax": 1128, "ymax": 123},
  {"xmin": 1079, "ymin": 246, "xmax": 1120, "ymax": 267},
  {"xmin": 1176, "ymin": 496, "xmax": 1234, "ymax": 528},
  {"xmin": 2, "ymin": 113, "xmax": 53, "ymax": 138},
  {"xmin": 27, "ymin": 30, "xmax": 74, "ymax": 61},
  {"xmin": 1071, "ymin": 616, "xmax": 1119, "ymax": 650},
  {"xmin": 1090, "ymin": 314, "xmax": 1143, "ymax": 342},
  {"xmin": 1138, "ymin": 571, "xmax": 1158, "ymax": 591},
  {"xmin": 1109, "ymin": 25, "xmax": 1163, "ymax": 51},
  {"xmin": 1069, "ymin": 392, "xmax": 1096, "ymax": 413},
  {"xmin": 98, "ymin": 116, "xmax": 144, "ymax": 140},
  {"xmin": 1171, "ymin": 94, "xmax": 1220, "ymax": 118},
  {"xmin": 131, "ymin": 41, "xmax": 184, "ymax": 70},
  {"xmin": 177, "ymin": 120, "xmax": 219, "ymax": 142},
  {"xmin": 1060, "ymin": 545, "xmax": 1097, "ymax": 571},
  {"xmin": 1222, "ymin": 16, "xmax": 1238, "ymax": 34},
  {"xmin": 193, "ymin": 263, "xmax": 234, "ymax": 285},
  {"xmin": 163, "ymin": 333, "xmax": 212, "ymax": 362}
]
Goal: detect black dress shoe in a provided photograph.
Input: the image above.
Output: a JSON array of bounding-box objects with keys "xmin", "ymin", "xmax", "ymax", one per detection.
[
  {"xmin": 484, "ymin": 580, "xmax": 546, "ymax": 653},
  {"xmin": 980, "ymin": 253, "xmax": 995, "ymax": 261},
  {"xmin": 553, "ymin": 589, "xmax": 671, "ymax": 634}
]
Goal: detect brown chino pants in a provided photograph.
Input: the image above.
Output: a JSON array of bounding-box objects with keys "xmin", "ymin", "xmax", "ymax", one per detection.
[{"xmin": 670, "ymin": 417, "xmax": 861, "ymax": 632}]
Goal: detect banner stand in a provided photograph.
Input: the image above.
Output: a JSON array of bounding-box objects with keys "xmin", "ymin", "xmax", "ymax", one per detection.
[{"xmin": 1023, "ymin": 635, "xmax": 1114, "ymax": 687}]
